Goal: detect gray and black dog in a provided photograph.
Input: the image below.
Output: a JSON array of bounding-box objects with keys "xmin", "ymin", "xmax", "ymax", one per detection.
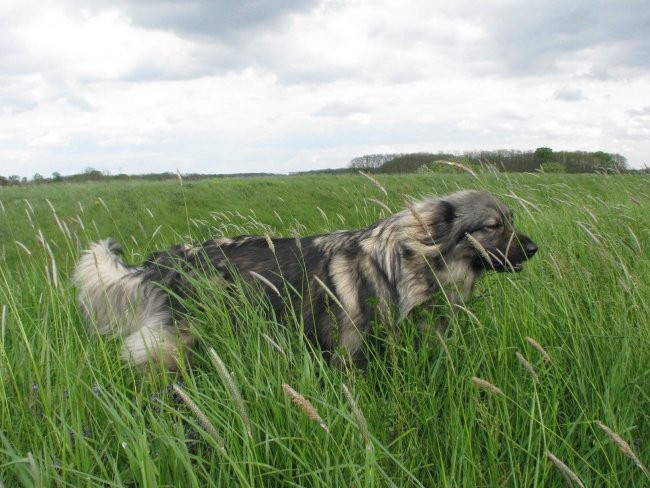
[{"xmin": 74, "ymin": 190, "xmax": 537, "ymax": 369}]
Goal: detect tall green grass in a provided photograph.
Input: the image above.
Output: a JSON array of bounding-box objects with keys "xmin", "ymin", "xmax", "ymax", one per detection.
[{"xmin": 0, "ymin": 173, "xmax": 648, "ymax": 486}]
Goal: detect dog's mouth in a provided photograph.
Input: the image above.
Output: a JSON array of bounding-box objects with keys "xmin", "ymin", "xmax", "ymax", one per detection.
[{"xmin": 490, "ymin": 261, "xmax": 524, "ymax": 273}]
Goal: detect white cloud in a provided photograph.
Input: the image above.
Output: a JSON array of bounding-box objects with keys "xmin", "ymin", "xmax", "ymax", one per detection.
[
  {"xmin": 0, "ymin": 0, "xmax": 649, "ymax": 177},
  {"xmin": 7, "ymin": 7, "xmax": 204, "ymax": 81}
]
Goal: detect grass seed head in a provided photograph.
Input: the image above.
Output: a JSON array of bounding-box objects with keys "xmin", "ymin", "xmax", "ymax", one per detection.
[
  {"xmin": 516, "ymin": 351, "xmax": 540, "ymax": 383},
  {"xmin": 595, "ymin": 421, "xmax": 649, "ymax": 476},
  {"xmin": 282, "ymin": 383, "xmax": 329, "ymax": 432},
  {"xmin": 342, "ymin": 382, "xmax": 372, "ymax": 450},
  {"xmin": 249, "ymin": 270, "xmax": 282, "ymax": 298},
  {"xmin": 471, "ymin": 377, "xmax": 504, "ymax": 396},
  {"xmin": 526, "ymin": 336, "xmax": 551, "ymax": 363},
  {"xmin": 358, "ymin": 170, "xmax": 388, "ymax": 196},
  {"xmin": 264, "ymin": 234, "xmax": 275, "ymax": 254},
  {"xmin": 546, "ymin": 450, "xmax": 585, "ymax": 488},
  {"xmin": 261, "ymin": 333, "xmax": 285, "ymax": 356},
  {"xmin": 208, "ymin": 348, "xmax": 253, "ymax": 439},
  {"xmin": 171, "ymin": 383, "xmax": 227, "ymax": 455}
]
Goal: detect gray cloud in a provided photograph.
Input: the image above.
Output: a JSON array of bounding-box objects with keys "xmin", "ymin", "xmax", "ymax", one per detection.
[
  {"xmin": 554, "ymin": 86, "xmax": 585, "ymax": 102},
  {"xmin": 76, "ymin": 0, "xmax": 319, "ymax": 40},
  {"xmin": 463, "ymin": 0, "xmax": 650, "ymax": 76},
  {"xmin": 626, "ymin": 106, "xmax": 650, "ymax": 117},
  {"xmin": 47, "ymin": 0, "xmax": 650, "ymax": 84}
]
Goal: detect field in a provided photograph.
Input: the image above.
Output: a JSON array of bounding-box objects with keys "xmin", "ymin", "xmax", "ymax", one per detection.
[{"xmin": 0, "ymin": 172, "xmax": 648, "ymax": 486}]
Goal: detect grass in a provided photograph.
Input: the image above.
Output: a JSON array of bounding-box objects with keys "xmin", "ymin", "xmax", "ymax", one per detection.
[{"xmin": 0, "ymin": 172, "xmax": 648, "ymax": 486}]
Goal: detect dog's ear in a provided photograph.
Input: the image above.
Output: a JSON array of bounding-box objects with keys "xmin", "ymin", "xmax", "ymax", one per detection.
[
  {"xmin": 406, "ymin": 199, "xmax": 456, "ymax": 249},
  {"xmin": 420, "ymin": 200, "xmax": 456, "ymax": 246},
  {"xmin": 437, "ymin": 200, "xmax": 456, "ymax": 225}
]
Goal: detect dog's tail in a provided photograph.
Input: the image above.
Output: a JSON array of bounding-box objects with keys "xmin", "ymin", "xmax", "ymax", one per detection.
[{"xmin": 73, "ymin": 239, "xmax": 181, "ymax": 367}]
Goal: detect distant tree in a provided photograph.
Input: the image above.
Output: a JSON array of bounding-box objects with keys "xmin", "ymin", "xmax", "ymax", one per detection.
[
  {"xmin": 609, "ymin": 153, "xmax": 627, "ymax": 171},
  {"xmin": 8, "ymin": 175, "xmax": 21, "ymax": 185},
  {"xmin": 534, "ymin": 147, "xmax": 553, "ymax": 162},
  {"xmin": 33, "ymin": 173, "xmax": 44, "ymax": 183},
  {"xmin": 52, "ymin": 172, "xmax": 62, "ymax": 182},
  {"xmin": 590, "ymin": 151, "xmax": 627, "ymax": 172},
  {"xmin": 349, "ymin": 154, "xmax": 402, "ymax": 170},
  {"xmin": 83, "ymin": 167, "xmax": 104, "ymax": 181},
  {"xmin": 0, "ymin": 176, "xmax": 7, "ymax": 186}
]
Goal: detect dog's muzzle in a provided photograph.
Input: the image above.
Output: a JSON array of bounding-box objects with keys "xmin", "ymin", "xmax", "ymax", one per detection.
[{"xmin": 491, "ymin": 235, "xmax": 538, "ymax": 273}]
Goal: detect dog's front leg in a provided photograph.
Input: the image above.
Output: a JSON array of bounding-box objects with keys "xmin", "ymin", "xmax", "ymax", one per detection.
[
  {"xmin": 434, "ymin": 277, "xmax": 477, "ymax": 334},
  {"xmin": 330, "ymin": 318, "xmax": 367, "ymax": 370}
]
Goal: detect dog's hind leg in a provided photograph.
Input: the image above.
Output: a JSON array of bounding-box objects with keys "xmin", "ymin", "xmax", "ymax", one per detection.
[{"xmin": 122, "ymin": 321, "xmax": 195, "ymax": 370}]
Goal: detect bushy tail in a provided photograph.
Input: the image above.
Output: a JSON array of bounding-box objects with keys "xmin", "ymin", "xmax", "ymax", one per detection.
[
  {"xmin": 73, "ymin": 238, "xmax": 143, "ymax": 336},
  {"xmin": 73, "ymin": 239, "xmax": 181, "ymax": 367}
]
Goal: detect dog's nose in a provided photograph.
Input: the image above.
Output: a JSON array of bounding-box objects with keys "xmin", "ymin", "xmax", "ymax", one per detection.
[{"xmin": 524, "ymin": 241, "xmax": 538, "ymax": 258}]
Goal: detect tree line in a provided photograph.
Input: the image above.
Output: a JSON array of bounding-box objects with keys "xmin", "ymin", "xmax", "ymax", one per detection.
[
  {"xmin": 0, "ymin": 148, "xmax": 646, "ymax": 186},
  {"xmin": 349, "ymin": 148, "xmax": 636, "ymax": 174},
  {"xmin": 0, "ymin": 168, "xmax": 275, "ymax": 186}
]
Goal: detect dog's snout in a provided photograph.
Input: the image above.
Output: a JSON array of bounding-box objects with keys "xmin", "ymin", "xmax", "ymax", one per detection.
[{"xmin": 524, "ymin": 240, "xmax": 538, "ymax": 258}]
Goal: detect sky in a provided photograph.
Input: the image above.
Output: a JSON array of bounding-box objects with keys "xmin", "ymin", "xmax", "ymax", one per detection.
[{"xmin": 1, "ymin": 0, "xmax": 649, "ymax": 177}]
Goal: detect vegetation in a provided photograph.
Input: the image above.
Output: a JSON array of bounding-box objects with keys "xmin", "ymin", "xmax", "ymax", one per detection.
[
  {"xmin": 0, "ymin": 147, "xmax": 641, "ymax": 188},
  {"xmin": 0, "ymin": 173, "xmax": 648, "ymax": 486},
  {"xmin": 350, "ymin": 148, "xmax": 632, "ymax": 174},
  {"xmin": 0, "ymin": 168, "xmax": 276, "ymax": 187}
]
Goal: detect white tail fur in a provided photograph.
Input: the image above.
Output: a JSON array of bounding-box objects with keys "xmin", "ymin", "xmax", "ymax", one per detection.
[{"xmin": 73, "ymin": 239, "xmax": 181, "ymax": 367}]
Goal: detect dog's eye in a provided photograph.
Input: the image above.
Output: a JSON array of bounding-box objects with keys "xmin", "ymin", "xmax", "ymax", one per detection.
[{"xmin": 485, "ymin": 221, "xmax": 502, "ymax": 230}]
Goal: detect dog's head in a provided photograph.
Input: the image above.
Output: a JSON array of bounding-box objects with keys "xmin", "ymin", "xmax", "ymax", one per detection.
[{"xmin": 407, "ymin": 190, "xmax": 538, "ymax": 273}]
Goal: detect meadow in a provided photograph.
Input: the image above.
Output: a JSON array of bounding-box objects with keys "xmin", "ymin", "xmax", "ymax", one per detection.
[{"xmin": 0, "ymin": 172, "xmax": 648, "ymax": 486}]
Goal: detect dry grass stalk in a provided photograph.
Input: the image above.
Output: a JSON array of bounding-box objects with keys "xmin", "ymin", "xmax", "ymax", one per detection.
[
  {"xmin": 27, "ymin": 452, "xmax": 40, "ymax": 485},
  {"xmin": 97, "ymin": 196, "xmax": 110, "ymax": 212},
  {"xmin": 15, "ymin": 241, "xmax": 32, "ymax": 256},
  {"xmin": 313, "ymin": 275, "xmax": 357, "ymax": 327},
  {"xmin": 282, "ymin": 383, "xmax": 329, "ymax": 432},
  {"xmin": 264, "ymin": 234, "xmax": 276, "ymax": 254},
  {"xmin": 626, "ymin": 227, "xmax": 641, "ymax": 253},
  {"xmin": 342, "ymin": 382, "xmax": 372, "ymax": 450},
  {"xmin": 436, "ymin": 330, "xmax": 456, "ymax": 374},
  {"xmin": 1, "ymin": 304, "xmax": 6, "ymax": 342},
  {"xmin": 366, "ymin": 197, "xmax": 392, "ymax": 214},
  {"xmin": 546, "ymin": 450, "xmax": 585, "ymax": 487},
  {"xmin": 576, "ymin": 221, "xmax": 601, "ymax": 244},
  {"xmin": 208, "ymin": 348, "xmax": 253, "ymax": 439},
  {"xmin": 23, "ymin": 198, "xmax": 34, "ymax": 214},
  {"xmin": 316, "ymin": 207, "xmax": 329, "ymax": 223},
  {"xmin": 471, "ymin": 377, "xmax": 504, "ymax": 396},
  {"xmin": 36, "ymin": 231, "xmax": 58, "ymax": 289},
  {"xmin": 358, "ymin": 170, "xmax": 388, "ymax": 196},
  {"xmin": 516, "ymin": 351, "xmax": 540, "ymax": 383},
  {"xmin": 171, "ymin": 383, "xmax": 227, "ymax": 455},
  {"xmin": 526, "ymin": 336, "xmax": 551, "ymax": 363},
  {"xmin": 261, "ymin": 333, "xmax": 286, "ymax": 356},
  {"xmin": 465, "ymin": 233, "xmax": 494, "ymax": 266},
  {"xmin": 405, "ymin": 202, "xmax": 430, "ymax": 237},
  {"xmin": 430, "ymin": 160, "xmax": 479, "ymax": 180},
  {"xmin": 595, "ymin": 421, "xmax": 649, "ymax": 476},
  {"xmin": 249, "ymin": 271, "xmax": 282, "ymax": 298}
]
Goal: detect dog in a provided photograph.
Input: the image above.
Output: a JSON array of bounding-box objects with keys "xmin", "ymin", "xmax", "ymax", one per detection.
[{"xmin": 73, "ymin": 190, "xmax": 537, "ymax": 370}]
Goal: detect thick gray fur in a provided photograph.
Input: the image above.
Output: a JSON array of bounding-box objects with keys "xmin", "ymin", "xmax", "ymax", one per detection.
[{"xmin": 73, "ymin": 190, "xmax": 537, "ymax": 369}]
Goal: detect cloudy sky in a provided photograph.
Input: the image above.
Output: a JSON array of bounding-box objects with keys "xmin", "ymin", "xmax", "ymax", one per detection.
[{"xmin": 1, "ymin": 0, "xmax": 649, "ymax": 177}]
